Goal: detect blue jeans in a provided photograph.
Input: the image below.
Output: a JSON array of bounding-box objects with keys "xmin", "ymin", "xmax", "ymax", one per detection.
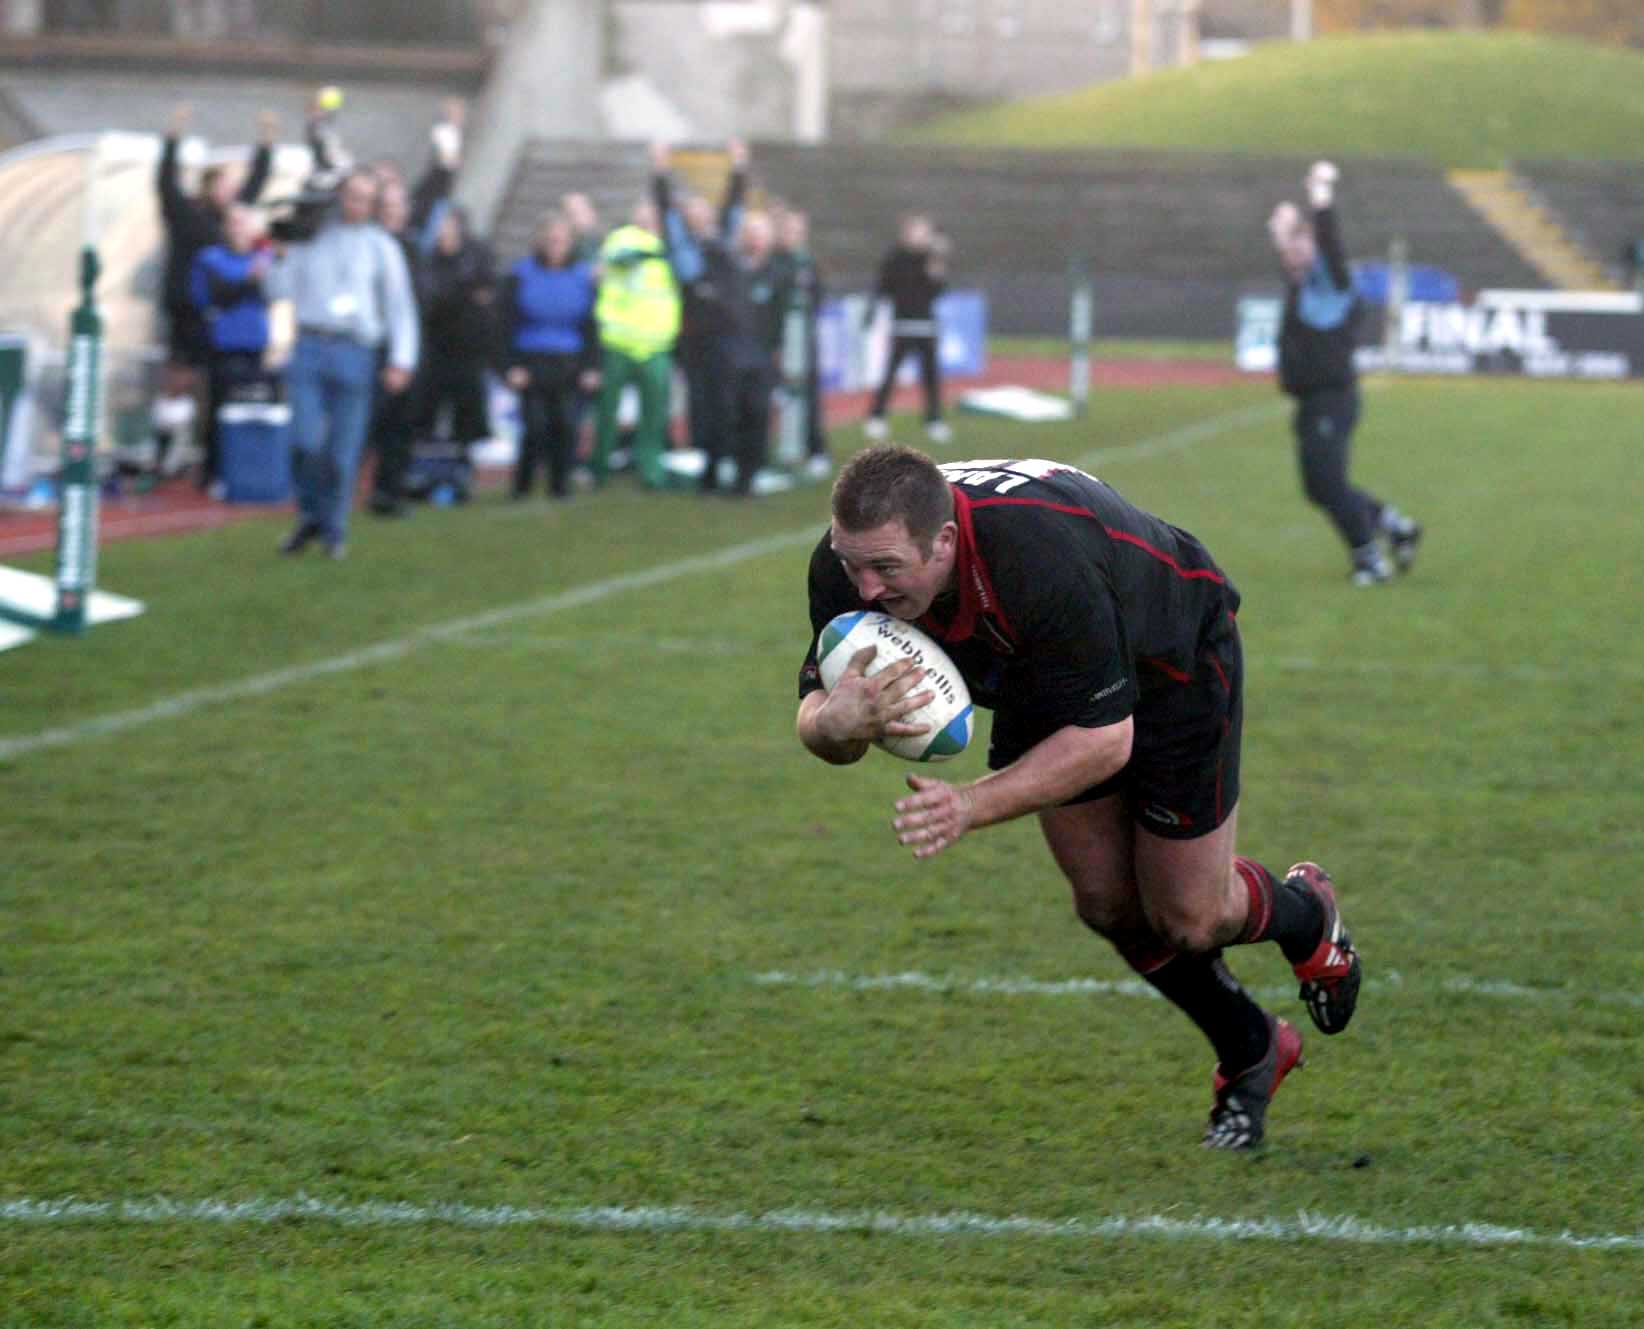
[{"xmin": 286, "ymin": 335, "xmax": 378, "ymax": 543}]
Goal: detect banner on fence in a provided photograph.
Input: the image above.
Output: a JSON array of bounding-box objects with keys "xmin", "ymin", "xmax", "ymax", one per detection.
[
  {"xmin": 1236, "ymin": 289, "xmax": 1644, "ymax": 380},
  {"xmin": 818, "ymin": 290, "xmax": 989, "ymax": 393}
]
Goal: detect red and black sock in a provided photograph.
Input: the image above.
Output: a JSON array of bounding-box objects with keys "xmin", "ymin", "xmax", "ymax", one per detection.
[
  {"xmin": 1234, "ymin": 857, "xmax": 1325, "ymax": 965},
  {"xmin": 1102, "ymin": 931, "xmax": 1271, "ymax": 1077},
  {"xmin": 1142, "ymin": 950, "xmax": 1272, "ymax": 1076}
]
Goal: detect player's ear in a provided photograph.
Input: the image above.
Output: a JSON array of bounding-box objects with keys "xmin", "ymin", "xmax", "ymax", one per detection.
[{"xmin": 932, "ymin": 521, "xmax": 958, "ymax": 561}]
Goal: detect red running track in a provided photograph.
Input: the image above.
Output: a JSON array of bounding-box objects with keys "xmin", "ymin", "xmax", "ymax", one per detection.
[{"xmin": 0, "ymin": 356, "xmax": 1252, "ymax": 558}]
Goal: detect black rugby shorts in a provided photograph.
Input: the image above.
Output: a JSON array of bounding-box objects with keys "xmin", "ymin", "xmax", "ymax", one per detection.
[{"xmin": 987, "ymin": 617, "xmax": 1243, "ymax": 840}]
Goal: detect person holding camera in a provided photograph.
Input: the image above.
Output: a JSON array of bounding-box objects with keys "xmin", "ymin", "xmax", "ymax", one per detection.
[{"xmin": 267, "ymin": 168, "xmax": 419, "ymax": 560}]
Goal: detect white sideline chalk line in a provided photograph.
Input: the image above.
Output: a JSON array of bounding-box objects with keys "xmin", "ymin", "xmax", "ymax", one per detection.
[
  {"xmin": 0, "ymin": 403, "xmax": 1272, "ymax": 764},
  {"xmin": 751, "ymin": 969, "xmax": 1644, "ymax": 1010},
  {"xmin": 0, "ymin": 530, "xmax": 814, "ymax": 763},
  {"xmin": 2, "ymin": 1194, "xmax": 1640, "ymax": 1253}
]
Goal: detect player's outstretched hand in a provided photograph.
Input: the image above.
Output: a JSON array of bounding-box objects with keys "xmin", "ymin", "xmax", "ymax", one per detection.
[
  {"xmin": 818, "ymin": 644, "xmax": 933, "ymax": 745},
  {"xmin": 893, "ymin": 774, "xmax": 976, "ymax": 859},
  {"xmin": 1306, "ymin": 160, "xmax": 1338, "ymax": 209}
]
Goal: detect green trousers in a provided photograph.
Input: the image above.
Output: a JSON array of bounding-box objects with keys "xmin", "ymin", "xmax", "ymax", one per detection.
[{"xmin": 594, "ymin": 345, "xmax": 673, "ymax": 487}]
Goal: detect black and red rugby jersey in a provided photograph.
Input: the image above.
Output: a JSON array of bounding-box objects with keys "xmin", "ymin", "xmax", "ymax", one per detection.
[{"xmin": 799, "ymin": 458, "xmax": 1240, "ymax": 732}]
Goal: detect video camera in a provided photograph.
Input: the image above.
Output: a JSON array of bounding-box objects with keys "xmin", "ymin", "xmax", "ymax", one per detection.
[{"xmin": 266, "ymin": 173, "xmax": 344, "ymax": 245}]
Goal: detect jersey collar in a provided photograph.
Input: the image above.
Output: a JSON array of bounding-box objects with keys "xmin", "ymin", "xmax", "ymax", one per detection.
[{"xmin": 919, "ymin": 485, "xmax": 1006, "ymax": 645}]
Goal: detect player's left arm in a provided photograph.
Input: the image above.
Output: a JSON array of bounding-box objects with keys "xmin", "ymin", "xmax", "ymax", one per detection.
[
  {"xmin": 893, "ymin": 717, "xmax": 1132, "ymax": 859},
  {"xmin": 1307, "ymin": 161, "xmax": 1352, "ymax": 291},
  {"xmin": 891, "ymin": 532, "xmax": 1135, "ymax": 858}
]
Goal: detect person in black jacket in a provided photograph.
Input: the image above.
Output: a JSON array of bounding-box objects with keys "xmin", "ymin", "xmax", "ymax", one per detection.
[
  {"xmin": 411, "ymin": 205, "xmax": 496, "ymax": 467},
  {"xmin": 721, "ymin": 208, "xmax": 788, "ymax": 497},
  {"xmin": 651, "ymin": 138, "xmax": 747, "ymax": 487},
  {"xmin": 864, "ymin": 213, "xmax": 950, "ymax": 445},
  {"xmin": 361, "ymin": 100, "xmax": 466, "ymax": 515},
  {"xmin": 154, "ymin": 101, "xmax": 275, "ymax": 486},
  {"xmin": 365, "ymin": 177, "xmax": 427, "ymax": 516},
  {"xmin": 1271, "ymin": 161, "xmax": 1422, "ymax": 586}
]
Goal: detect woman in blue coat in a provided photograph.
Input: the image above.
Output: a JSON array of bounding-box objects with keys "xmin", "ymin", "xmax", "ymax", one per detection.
[{"xmin": 500, "ymin": 213, "xmax": 600, "ymax": 500}]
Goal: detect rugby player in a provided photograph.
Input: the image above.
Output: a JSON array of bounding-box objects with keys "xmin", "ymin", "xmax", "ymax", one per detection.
[
  {"xmin": 795, "ymin": 445, "xmax": 1362, "ymax": 1149},
  {"xmin": 1271, "ymin": 161, "xmax": 1422, "ymax": 585}
]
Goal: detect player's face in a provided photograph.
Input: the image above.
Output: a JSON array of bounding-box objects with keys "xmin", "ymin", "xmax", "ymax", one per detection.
[
  {"xmin": 830, "ymin": 518, "xmax": 957, "ymax": 620},
  {"xmin": 683, "ymin": 196, "xmax": 714, "ymax": 235},
  {"xmin": 1277, "ymin": 228, "xmax": 1316, "ymax": 280},
  {"xmin": 224, "ymin": 204, "xmax": 260, "ymax": 252},
  {"xmin": 341, "ymin": 174, "xmax": 380, "ymax": 225}
]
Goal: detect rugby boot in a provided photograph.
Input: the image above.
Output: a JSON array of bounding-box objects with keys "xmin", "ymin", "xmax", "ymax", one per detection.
[
  {"xmin": 1204, "ymin": 1015, "xmax": 1304, "ymax": 1150},
  {"xmin": 1387, "ymin": 518, "xmax": 1423, "ymax": 574},
  {"xmin": 1287, "ymin": 860, "xmax": 1362, "ymax": 1035},
  {"xmin": 1350, "ymin": 544, "xmax": 1393, "ymax": 587}
]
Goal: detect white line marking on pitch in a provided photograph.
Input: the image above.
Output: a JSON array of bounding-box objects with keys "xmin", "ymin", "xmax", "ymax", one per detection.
[
  {"xmin": 1, "ymin": 1195, "xmax": 1639, "ymax": 1253},
  {"xmin": 0, "ymin": 403, "xmax": 1270, "ymax": 763},
  {"xmin": 750, "ymin": 969, "xmax": 1644, "ymax": 1009}
]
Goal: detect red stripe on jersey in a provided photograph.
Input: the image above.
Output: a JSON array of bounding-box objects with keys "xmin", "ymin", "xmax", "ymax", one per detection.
[
  {"xmin": 927, "ymin": 487, "xmax": 1020, "ymax": 647},
  {"xmin": 965, "ymin": 496, "xmax": 1228, "ymax": 585},
  {"xmin": 1141, "ymin": 655, "xmax": 1192, "ymax": 684}
]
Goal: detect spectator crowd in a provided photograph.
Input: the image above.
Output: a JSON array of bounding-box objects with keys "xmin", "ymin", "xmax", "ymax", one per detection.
[{"xmin": 154, "ymin": 90, "xmax": 955, "ymax": 558}]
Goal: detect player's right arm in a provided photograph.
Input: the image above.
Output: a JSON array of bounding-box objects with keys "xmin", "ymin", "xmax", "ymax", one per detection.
[
  {"xmin": 796, "ymin": 647, "xmax": 932, "ymax": 765},
  {"xmin": 796, "ymin": 537, "xmax": 932, "ymax": 765},
  {"xmin": 157, "ymin": 105, "xmax": 188, "ymax": 222}
]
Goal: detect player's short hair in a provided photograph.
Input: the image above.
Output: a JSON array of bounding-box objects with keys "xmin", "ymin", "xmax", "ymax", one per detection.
[{"xmin": 832, "ymin": 445, "xmax": 954, "ymax": 554}]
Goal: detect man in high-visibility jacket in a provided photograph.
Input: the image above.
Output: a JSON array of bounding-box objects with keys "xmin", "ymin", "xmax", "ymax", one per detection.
[{"xmin": 593, "ymin": 200, "xmax": 681, "ymax": 488}]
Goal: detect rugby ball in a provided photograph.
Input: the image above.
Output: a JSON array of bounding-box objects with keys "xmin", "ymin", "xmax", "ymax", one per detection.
[{"xmin": 816, "ymin": 611, "xmax": 974, "ymax": 762}]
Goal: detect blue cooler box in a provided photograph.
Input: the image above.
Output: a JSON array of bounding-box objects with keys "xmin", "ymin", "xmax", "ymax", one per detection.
[{"xmin": 218, "ymin": 400, "xmax": 292, "ymax": 503}]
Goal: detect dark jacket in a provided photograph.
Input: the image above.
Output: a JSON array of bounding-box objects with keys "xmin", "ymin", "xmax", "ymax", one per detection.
[
  {"xmin": 874, "ymin": 244, "xmax": 945, "ymax": 334},
  {"xmin": 654, "ymin": 168, "xmax": 746, "ymax": 340},
  {"xmin": 422, "ymin": 238, "xmax": 496, "ymax": 360},
  {"xmin": 1278, "ymin": 205, "xmax": 1361, "ymax": 398},
  {"xmin": 157, "ymin": 135, "xmax": 272, "ymax": 314}
]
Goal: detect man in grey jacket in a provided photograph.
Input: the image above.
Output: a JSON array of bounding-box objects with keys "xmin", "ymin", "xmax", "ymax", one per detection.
[{"xmin": 269, "ymin": 169, "xmax": 419, "ymax": 558}]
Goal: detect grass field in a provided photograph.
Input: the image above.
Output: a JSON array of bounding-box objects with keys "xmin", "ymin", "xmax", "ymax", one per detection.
[
  {"xmin": 905, "ymin": 31, "xmax": 1644, "ymax": 168},
  {"xmin": 3, "ymin": 371, "xmax": 1642, "ymax": 1325}
]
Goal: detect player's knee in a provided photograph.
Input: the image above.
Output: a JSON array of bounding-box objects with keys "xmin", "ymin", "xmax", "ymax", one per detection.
[
  {"xmin": 1141, "ymin": 898, "xmax": 1223, "ymax": 956},
  {"xmin": 1301, "ymin": 471, "xmax": 1337, "ymax": 507},
  {"xmin": 1072, "ymin": 890, "xmax": 1126, "ymax": 939}
]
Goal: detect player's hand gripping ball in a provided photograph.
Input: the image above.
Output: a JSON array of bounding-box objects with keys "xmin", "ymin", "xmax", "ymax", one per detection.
[{"xmin": 816, "ymin": 611, "xmax": 974, "ymax": 761}]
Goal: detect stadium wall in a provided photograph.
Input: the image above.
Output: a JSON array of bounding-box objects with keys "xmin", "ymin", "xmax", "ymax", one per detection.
[{"xmin": 498, "ymin": 141, "xmax": 1550, "ymax": 338}]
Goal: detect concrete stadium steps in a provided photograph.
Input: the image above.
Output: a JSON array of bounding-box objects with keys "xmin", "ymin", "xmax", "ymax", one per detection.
[
  {"xmin": 1447, "ymin": 168, "xmax": 1616, "ymax": 292},
  {"xmin": 494, "ymin": 143, "xmax": 1546, "ymax": 335},
  {"xmin": 1513, "ymin": 161, "xmax": 1644, "ymax": 289},
  {"xmin": 492, "ymin": 140, "xmax": 652, "ymax": 262}
]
